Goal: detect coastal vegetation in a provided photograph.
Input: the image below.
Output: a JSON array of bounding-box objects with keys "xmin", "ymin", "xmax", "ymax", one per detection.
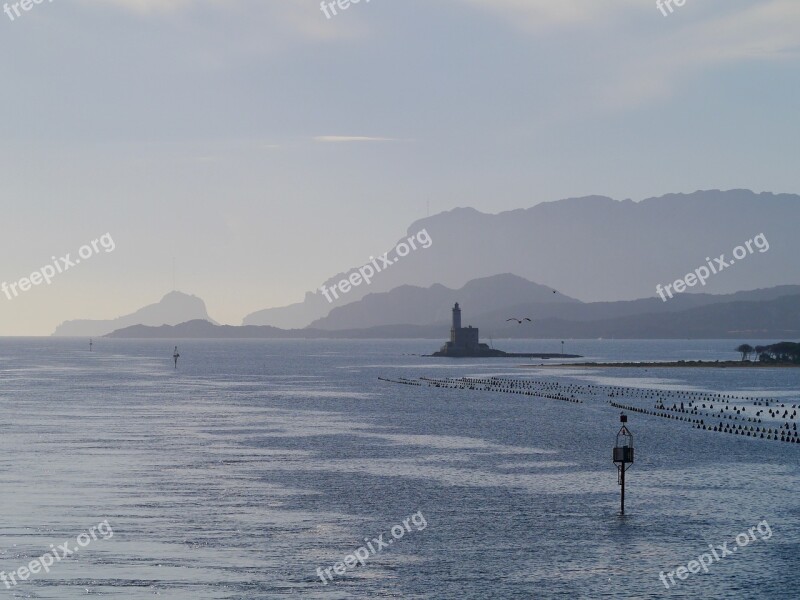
[{"xmin": 737, "ymin": 342, "xmax": 800, "ymax": 363}]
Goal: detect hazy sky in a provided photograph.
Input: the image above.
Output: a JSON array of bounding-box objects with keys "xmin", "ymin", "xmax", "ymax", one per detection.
[{"xmin": 1, "ymin": 0, "xmax": 798, "ymax": 335}]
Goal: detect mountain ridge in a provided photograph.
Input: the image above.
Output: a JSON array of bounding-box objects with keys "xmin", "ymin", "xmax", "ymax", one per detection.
[
  {"xmin": 243, "ymin": 189, "xmax": 800, "ymax": 329},
  {"xmin": 105, "ymin": 287, "xmax": 800, "ymax": 340},
  {"xmin": 52, "ymin": 291, "xmax": 218, "ymax": 337}
]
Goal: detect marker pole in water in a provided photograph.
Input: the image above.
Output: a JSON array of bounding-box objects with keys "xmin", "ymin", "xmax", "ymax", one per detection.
[
  {"xmin": 612, "ymin": 414, "xmax": 634, "ymax": 515},
  {"xmin": 620, "ymin": 456, "xmax": 625, "ymax": 514}
]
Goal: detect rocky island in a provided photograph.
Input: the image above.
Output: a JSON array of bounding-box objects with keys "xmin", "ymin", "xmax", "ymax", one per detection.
[{"xmin": 431, "ymin": 303, "xmax": 581, "ymax": 359}]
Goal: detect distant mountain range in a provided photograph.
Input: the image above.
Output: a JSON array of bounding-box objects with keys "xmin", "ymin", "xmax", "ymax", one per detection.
[
  {"xmin": 243, "ymin": 189, "xmax": 800, "ymax": 329},
  {"xmin": 52, "ymin": 291, "xmax": 217, "ymax": 337},
  {"xmin": 309, "ymin": 274, "xmax": 800, "ymax": 335},
  {"xmin": 308, "ymin": 274, "xmax": 578, "ymax": 330},
  {"xmin": 105, "ymin": 278, "xmax": 800, "ymax": 340},
  {"xmin": 52, "ymin": 191, "xmax": 800, "ymax": 338},
  {"xmin": 105, "ymin": 319, "xmax": 439, "ymax": 340}
]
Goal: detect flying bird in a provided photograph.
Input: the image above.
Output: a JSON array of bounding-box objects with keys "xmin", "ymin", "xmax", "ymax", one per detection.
[{"xmin": 506, "ymin": 318, "xmax": 532, "ymax": 324}]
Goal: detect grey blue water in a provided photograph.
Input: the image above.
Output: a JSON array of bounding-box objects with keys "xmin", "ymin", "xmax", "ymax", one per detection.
[{"xmin": 0, "ymin": 338, "xmax": 798, "ymax": 599}]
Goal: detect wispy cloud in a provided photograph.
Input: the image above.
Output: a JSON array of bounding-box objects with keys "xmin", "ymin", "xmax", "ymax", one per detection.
[
  {"xmin": 313, "ymin": 136, "xmax": 402, "ymax": 143},
  {"xmin": 462, "ymin": 0, "xmax": 800, "ymax": 110},
  {"xmin": 77, "ymin": 0, "xmax": 365, "ymax": 41},
  {"xmin": 599, "ymin": 0, "xmax": 800, "ymax": 108},
  {"xmin": 462, "ymin": 0, "xmax": 642, "ymax": 29},
  {"xmin": 78, "ymin": 0, "xmax": 203, "ymax": 13}
]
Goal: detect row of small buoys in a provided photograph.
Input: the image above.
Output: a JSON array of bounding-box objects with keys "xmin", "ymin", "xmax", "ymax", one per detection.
[
  {"xmin": 764, "ymin": 408, "xmax": 797, "ymax": 420},
  {"xmin": 378, "ymin": 376, "xmax": 422, "ymax": 387},
  {"xmin": 753, "ymin": 401, "xmax": 798, "ymax": 408},
  {"xmin": 660, "ymin": 400, "xmax": 796, "ymax": 422},
  {"xmin": 609, "ymin": 400, "xmax": 704, "ymax": 425},
  {"xmin": 697, "ymin": 422, "xmax": 800, "ymax": 442},
  {"xmin": 654, "ymin": 403, "xmax": 759, "ymax": 424},
  {"xmin": 529, "ymin": 379, "xmax": 796, "ymax": 432},
  {"xmin": 382, "ymin": 374, "xmax": 797, "ymax": 443},
  {"xmin": 418, "ymin": 376, "xmax": 583, "ymax": 404},
  {"xmin": 422, "ymin": 377, "xmax": 799, "ymax": 419},
  {"xmin": 609, "ymin": 400, "xmax": 799, "ymax": 445},
  {"xmin": 577, "ymin": 382, "xmax": 783, "ymax": 408},
  {"xmin": 506, "ymin": 379, "xmax": 781, "ymax": 410}
]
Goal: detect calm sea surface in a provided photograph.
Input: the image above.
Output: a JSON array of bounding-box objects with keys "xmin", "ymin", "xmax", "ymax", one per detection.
[{"xmin": 0, "ymin": 338, "xmax": 798, "ymax": 599}]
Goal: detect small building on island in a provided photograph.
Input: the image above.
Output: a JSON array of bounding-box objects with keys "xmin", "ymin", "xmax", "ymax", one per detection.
[
  {"xmin": 433, "ymin": 303, "xmax": 508, "ymax": 357},
  {"xmin": 431, "ymin": 302, "xmax": 583, "ymax": 359}
]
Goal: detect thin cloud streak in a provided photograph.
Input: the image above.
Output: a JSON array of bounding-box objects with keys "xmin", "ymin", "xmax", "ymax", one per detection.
[
  {"xmin": 313, "ymin": 136, "xmax": 404, "ymax": 143},
  {"xmin": 459, "ymin": 0, "xmax": 800, "ymax": 111}
]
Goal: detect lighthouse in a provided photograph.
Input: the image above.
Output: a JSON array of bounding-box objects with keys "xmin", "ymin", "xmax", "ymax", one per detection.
[
  {"xmin": 450, "ymin": 302, "xmax": 462, "ymax": 343},
  {"xmin": 432, "ymin": 301, "xmax": 583, "ymax": 359},
  {"xmin": 436, "ymin": 302, "xmax": 480, "ymax": 355}
]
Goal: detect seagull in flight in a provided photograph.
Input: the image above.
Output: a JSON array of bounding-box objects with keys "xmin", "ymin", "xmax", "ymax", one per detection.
[{"xmin": 506, "ymin": 318, "xmax": 532, "ymax": 324}]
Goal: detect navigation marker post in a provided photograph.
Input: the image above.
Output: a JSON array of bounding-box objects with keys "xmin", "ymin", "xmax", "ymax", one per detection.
[{"xmin": 612, "ymin": 414, "xmax": 634, "ymax": 515}]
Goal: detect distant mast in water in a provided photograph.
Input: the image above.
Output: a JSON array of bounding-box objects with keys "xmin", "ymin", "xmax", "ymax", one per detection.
[
  {"xmin": 173, "ymin": 346, "xmax": 180, "ymax": 369},
  {"xmin": 89, "ymin": 338, "xmax": 93, "ymax": 352}
]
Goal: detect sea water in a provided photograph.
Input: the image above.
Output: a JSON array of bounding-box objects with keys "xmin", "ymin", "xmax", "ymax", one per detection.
[{"xmin": 0, "ymin": 338, "xmax": 797, "ymax": 599}]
